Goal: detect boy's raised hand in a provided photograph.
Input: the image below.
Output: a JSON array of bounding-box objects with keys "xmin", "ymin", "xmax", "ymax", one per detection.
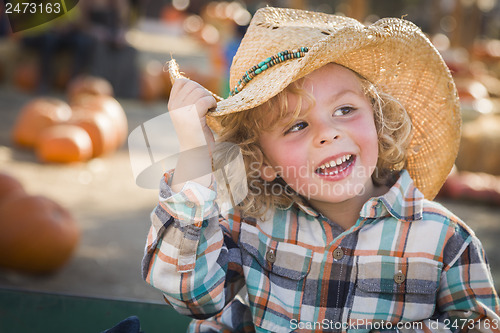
[
  {"xmin": 168, "ymin": 78, "xmax": 217, "ymax": 191},
  {"xmin": 168, "ymin": 78, "xmax": 217, "ymax": 151}
]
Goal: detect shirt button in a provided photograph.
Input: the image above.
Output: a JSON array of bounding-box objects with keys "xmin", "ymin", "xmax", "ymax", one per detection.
[
  {"xmin": 185, "ymin": 202, "xmax": 195, "ymax": 208},
  {"xmin": 394, "ymin": 271, "xmax": 406, "ymax": 284},
  {"xmin": 266, "ymin": 249, "xmax": 276, "ymax": 263},
  {"xmin": 333, "ymin": 247, "xmax": 344, "ymax": 260}
]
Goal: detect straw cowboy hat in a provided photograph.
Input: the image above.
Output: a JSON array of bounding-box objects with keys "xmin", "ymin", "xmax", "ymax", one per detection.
[{"xmin": 169, "ymin": 6, "xmax": 461, "ymax": 200}]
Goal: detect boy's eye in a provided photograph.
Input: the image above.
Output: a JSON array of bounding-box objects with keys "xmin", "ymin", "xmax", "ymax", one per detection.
[
  {"xmin": 285, "ymin": 121, "xmax": 308, "ymax": 134},
  {"xmin": 333, "ymin": 106, "xmax": 356, "ymax": 116}
]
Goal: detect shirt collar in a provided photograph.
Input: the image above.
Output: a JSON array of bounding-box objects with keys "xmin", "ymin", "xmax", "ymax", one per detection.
[
  {"xmin": 295, "ymin": 200, "xmax": 320, "ymax": 217},
  {"xmin": 359, "ymin": 170, "xmax": 424, "ymax": 221},
  {"xmin": 294, "ymin": 170, "xmax": 424, "ymax": 222},
  {"xmin": 281, "ymin": 192, "xmax": 320, "ymax": 217}
]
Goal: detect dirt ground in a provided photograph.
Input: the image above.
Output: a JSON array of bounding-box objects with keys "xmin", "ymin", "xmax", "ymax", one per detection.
[{"xmin": 0, "ymin": 84, "xmax": 499, "ymax": 305}]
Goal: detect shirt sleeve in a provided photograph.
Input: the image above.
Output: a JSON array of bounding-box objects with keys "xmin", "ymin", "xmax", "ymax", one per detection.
[
  {"xmin": 142, "ymin": 171, "xmax": 245, "ymax": 319},
  {"xmin": 399, "ymin": 233, "xmax": 500, "ymax": 332}
]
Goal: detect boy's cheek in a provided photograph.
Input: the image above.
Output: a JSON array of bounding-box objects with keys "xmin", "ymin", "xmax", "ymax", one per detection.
[
  {"xmin": 280, "ymin": 157, "xmax": 306, "ymax": 179},
  {"xmin": 354, "ymin": 122, "xmax": 379, "ymax": 161}
]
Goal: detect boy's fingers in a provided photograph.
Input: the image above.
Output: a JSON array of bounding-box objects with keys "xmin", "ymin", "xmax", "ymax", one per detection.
[
  {"xmin": 171, "ymin": 80, "xmax": 212, "ymax": 103},
  {"xmin": 174, "ymin": 78, "xmax": 207, "ymax": 96},
  {"xmin": 169, "ymin": 78, "xmax": 190, "ymax": 97},
  {"xmin": 169, "ymin": 80, "xmax": 195, "ymax": 109},
  {"xmin": 170, "ymin": 79, "xmax": 202, "ymax": 103},
  {"xmin": 195, "ymin": 96, "xmax": 217, "ymax": 115},
  {"xmin": 170, "ymin": 79, "xmax": 215, "ymax": 111},
  {"xmin": 173, "ymin": 88, "xmax": 211, "ymax": 110}
]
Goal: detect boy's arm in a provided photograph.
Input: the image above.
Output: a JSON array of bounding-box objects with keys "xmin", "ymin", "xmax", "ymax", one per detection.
[
  {"xmin": 141, "ymin": 78, "xmax": 245, "ymax": 317},
  {"xmin": 142, "ymin": 171, "xmax": 245, "ymax": 318},
  {"xmin": 398, "ymin": 236, "xmax": 500, "ymax": 332}
]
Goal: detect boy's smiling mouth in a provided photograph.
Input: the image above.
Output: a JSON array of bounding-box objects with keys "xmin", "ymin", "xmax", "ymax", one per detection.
[{"xmin": 315, "ymin": 154, "xmax": 355, "ymax": 177}]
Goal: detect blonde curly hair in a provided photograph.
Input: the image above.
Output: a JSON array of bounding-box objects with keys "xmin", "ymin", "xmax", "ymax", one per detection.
[{"xmin": 213, "ymin": 66, "xmax": 412, "ymax": 220}]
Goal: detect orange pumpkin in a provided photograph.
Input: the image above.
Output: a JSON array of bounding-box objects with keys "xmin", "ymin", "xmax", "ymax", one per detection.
[
  {"xmin": 36, "ymin": 124, "xmax": 93, "ymax": 163},
  {"xmin": 0, "ymin": 172, "xmax": 25, "ymax": 205},
  {"xmin": 70, "ymin": 95, "xmax": 128, "ymax": 149},
  {"xmin": 12, "ymin": 98, "xmax": 73, "ymax": 148},
  {"xmin": 0, "ymin": 194, "xmax": 80, "ymax": 274},
  {"xmin": 140, "ymin": 61, "xmax": 165, "ymax": 102},
  {"xmin": 67, "ymin": 75, "xmax": 114, "ymax": 103},
  {"xmin": 71, "ymin": 110, "xmax": 117, "ymax": 157},
  {"xmin": 454, "ymin": 77, "xmax": 489, "ymax": 101},
  {"xmin": 54, "ymin": 65, "xmax": 72, "ymax": 91},
  {"xmin": 13, "ymin": 61, "xmax": 39, "ymax": 92}
]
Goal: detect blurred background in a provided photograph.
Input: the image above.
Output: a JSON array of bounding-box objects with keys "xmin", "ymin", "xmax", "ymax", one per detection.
[{"xmin": 0, "ymin": 0, "xmax": 499, "ymax": 330}]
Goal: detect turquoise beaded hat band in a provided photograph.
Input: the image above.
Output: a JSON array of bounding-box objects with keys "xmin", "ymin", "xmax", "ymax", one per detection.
[{"xmin": 230, "ymin": 47, "xmax": 309, "ymax": 96}]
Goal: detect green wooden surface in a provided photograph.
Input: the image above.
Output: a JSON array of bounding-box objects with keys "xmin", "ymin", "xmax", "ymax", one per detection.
[{"xmin": 0, "ymin": 288, "xmax": 191, "ymax": 333}]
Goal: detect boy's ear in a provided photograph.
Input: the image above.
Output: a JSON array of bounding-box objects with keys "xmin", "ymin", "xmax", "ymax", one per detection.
[{"xmin": 260, "ymin": 164, "xmax": 278, "ymax": 182}]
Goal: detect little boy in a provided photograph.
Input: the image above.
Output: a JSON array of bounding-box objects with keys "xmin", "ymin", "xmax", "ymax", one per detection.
[{"xmin": 143, "ymin": 7, "xmax": 499, "ymax": 332}]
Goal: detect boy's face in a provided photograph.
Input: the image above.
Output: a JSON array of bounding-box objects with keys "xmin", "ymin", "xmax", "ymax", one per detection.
[{"xmin": 258, "ymin": 63, "xmax": 379, "ymax": 205}]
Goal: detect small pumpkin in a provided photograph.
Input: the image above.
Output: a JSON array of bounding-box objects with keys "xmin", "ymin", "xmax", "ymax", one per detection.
[
  {"xmin": 36, "ymin": 124, "xmax": 93, "ymax": 163},
  {"xmin": 140, "ymin": 61, "xmax": 165, "ymax": 102},
  {"xmin": 456, "ymin": 115, "xmax": 500, "ymax": 175},
  {"xmin": 0, "ymin": 194, "xmax": 80, "ymax": 274},
  {"xmin": 54, "ymin": 65, "xmax": 72, "ymax": 90},
  {"xmin": 0, "ymin": 172, "xmax": 25, "ymax": 205},
  {"xmin": 454, "ymin": 77, "xmax": 488, "ymax": 101},
  {"xmin": 67, "ymin": 75, "xmax": 114, "ymax": 103},
  {"xmin": 71, "ymin": 110, "xmax": 117, "ymax": 157},
  {"xmin": 13, "ymin": 61, "xmax": 39, "ymax": 92},
  {"xmin": 440, "ymin": 171, "xmax": 500, "ymax": 205},
  {"xmin": 71, "ymin": 95, "xmax": 128, "ymax": 148},
  {"xmin": 12, "ymin": 98, "xmax": 73, "ymax": 148}
]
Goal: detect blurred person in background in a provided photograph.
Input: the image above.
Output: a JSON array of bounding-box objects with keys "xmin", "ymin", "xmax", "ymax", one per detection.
[
  {"xmin": 18, "ymin": 0, "xmax": 138, "ymax": 96},
  {"xmin": 20, "ymin": 5, "xmax": 93, "ymax": 93}
]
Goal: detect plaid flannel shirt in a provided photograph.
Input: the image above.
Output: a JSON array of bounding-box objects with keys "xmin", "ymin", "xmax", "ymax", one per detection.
[{"xmin": 142, "ymin": 170, "xmax": 500, "ymax": 332}]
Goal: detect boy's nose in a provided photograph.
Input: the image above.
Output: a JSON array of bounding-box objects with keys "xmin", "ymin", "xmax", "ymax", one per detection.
[
  {"xmin": 318, "ymin": 135, "xmax": 339, "ymax": 145},
  {"xmin": 314, "ymin": 123, "xmax": 341, "ymax": 147}
]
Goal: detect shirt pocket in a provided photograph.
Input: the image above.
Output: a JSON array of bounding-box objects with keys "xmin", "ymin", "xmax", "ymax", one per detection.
[
  {"xmin": 351, "ymin": 255, "xmax": 442, "ymax": 322},
  {"xmin": 240, "ymin": 223, "xmax": 313, "ymax": 332}
]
